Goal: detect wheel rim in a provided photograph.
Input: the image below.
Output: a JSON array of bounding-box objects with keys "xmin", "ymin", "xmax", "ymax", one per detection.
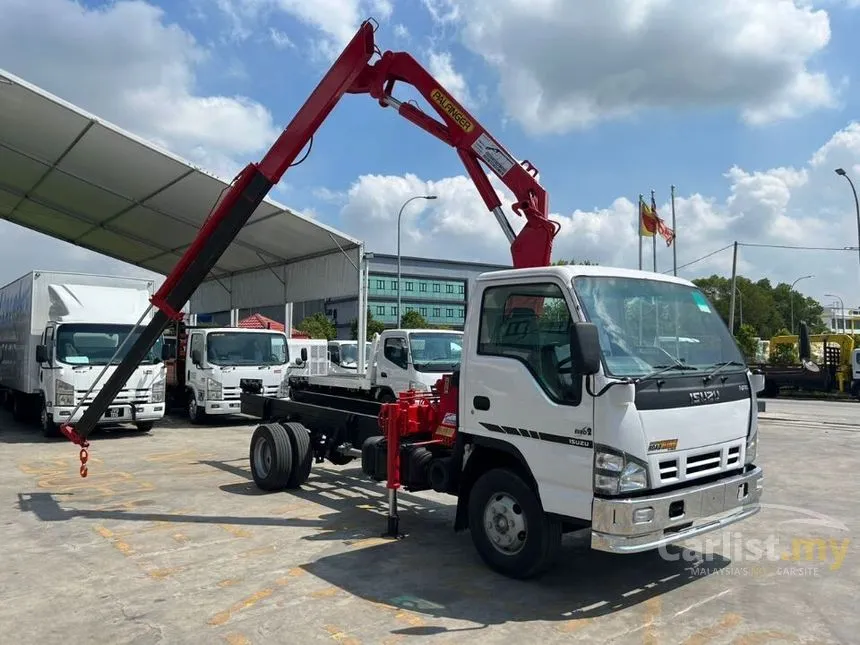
[
  {"xmin": 483, "ymin": 492, "xmax": 528, "ymax": 555},
  {"xmin": 252, "ymin": 437, "xmax": 273, "ymax": 479},
  {"xmin": 40, "ymin": 408, "xmax": 47, "ymax": 430},
  {"xmin": 188, "ymin": 398, "xmax": 196, "ymax": 419}
]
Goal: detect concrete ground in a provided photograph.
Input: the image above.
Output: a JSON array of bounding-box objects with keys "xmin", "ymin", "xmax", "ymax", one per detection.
[{"xmin": 1, "ymin": 401, "xmax": 857, "ymax": 644}]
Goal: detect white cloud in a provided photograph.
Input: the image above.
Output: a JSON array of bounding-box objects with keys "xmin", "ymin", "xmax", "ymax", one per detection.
[
  {"xmin": 331, "ymin": 122, "xmax": 860, "ymax": 305},
  {"xmin": 0, "ymin": 0, "xmax": 279, "ymax": 276},
  {"xmin": 432, "ymin": 0, "xmax": 840, "ymax": 133},
  {"xmin": 427, "ymin": 51, "xmax": 477, "ymax": 109}
]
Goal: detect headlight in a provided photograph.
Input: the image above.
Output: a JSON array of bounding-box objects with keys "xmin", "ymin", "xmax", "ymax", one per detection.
[
  {"xmin": 745, "ymin": 432, "xmax": 757, "ymax": 465},
  {"xmin": 151, "ymin": 378, "xmax": 165, "ymax": 403},
  {"xmin": 206, "ymin": 377, "xmax": 222, "ymax": 400},
  {"xmin": 594, "ymin": 445, "xmax": 650, "ymax": 495},
  {"xmin": 56, "ymin": 379, "xmax": 74, "ymax": 406},
  {"xmin": 408, "ymin": 380, "xmax": 429, "ymax": 391}
]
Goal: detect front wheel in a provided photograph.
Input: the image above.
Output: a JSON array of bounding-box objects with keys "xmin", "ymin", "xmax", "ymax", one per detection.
[
  {"xmin": 188, "ymin": 394, "xmax": 206, "ymax": 424},
  {"xmin": 40, "ymin": 405, "xmax": 61, "ymax": 439},
  {"xmin": 134, "ymin": 422, "xmax": 154, "ymax": 433},
  {"xmin": 467, "ymin": 467, "xmax": 562, "ymax": 579}
]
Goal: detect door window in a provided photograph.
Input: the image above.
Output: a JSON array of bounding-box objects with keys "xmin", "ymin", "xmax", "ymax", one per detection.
[{"xmin": 384, "ymin": 337, "xmax": 409, "ymax": 369}]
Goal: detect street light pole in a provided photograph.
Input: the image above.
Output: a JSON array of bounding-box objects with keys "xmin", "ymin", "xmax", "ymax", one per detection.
[
  {"xmin": 790, "ymin": 274, "xmax": 813, "ymax": 334},
  {"xmin": 825, "ymin": 293, "xmax": 845, "ymax": 333},
  {"xmin": 397, "ymin": 194, "xmax": 437, "ymax": 325},
  {"xmin": 835, "ymin": 168, "xmax": 860, "ymax": 271}
]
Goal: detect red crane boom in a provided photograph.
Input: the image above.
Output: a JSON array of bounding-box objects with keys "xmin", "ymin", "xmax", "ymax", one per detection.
[{"xmin": 59, "ymin": 19, "xmax": 559, "ymax": 477}]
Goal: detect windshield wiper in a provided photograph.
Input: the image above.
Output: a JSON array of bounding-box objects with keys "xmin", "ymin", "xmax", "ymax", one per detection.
[
  {"xmin": 636, "ymin": 363, "xmax": 699, "ymax": 383},
  {"xmin": 703, "ymin": 360, "xmax": 746, "ymax": 382}
]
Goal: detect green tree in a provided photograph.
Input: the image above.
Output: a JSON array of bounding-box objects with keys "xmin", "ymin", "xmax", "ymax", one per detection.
[
  {"xmin": 770, "ymin": 327, "xmax": 799, "ymax": 365},
  {"xmin": 734, "ymin": 323, "xmax": 758, "ymax": 362},
  {"xmin": 297, "ymin": 312, "xmax": 336, "ymax": 340},
  {"xmin": 350, "ymin": 309, "xmax": 386, "ymax": 340},
  {"xmin": 553, "ymin": 259, "xmax": 598, "ymax": 265},
  {"xmin": 400, "ymin": 310, "xmax": 429, "ymax": 328}
]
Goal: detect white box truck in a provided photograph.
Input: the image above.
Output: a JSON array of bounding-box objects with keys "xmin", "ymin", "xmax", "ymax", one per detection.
[{"xmin": 0, "ymin": 270, "xmax": 167, "ymax": 436}]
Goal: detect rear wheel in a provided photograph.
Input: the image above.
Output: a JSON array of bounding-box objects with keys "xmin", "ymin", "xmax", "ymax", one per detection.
[
  {"xmin": 250, "ymin": 423, "xmax": 293, "ymax": 491},
  {"xmin": 281, "ymin": 422, "xmax": 313, "ymax": 488},
  {"xmin": 467, "ymin": 467, "xmax": 562, "ymax": 579}
]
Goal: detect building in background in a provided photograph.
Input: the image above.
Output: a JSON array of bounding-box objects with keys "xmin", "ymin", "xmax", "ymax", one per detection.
[
  {"xmin": 820, "ymin": 304, "xmax": 860, "ymax": 334},
  {"xmin": 192, "ymin": 253, "xmax": 510, "ymax": 339}
]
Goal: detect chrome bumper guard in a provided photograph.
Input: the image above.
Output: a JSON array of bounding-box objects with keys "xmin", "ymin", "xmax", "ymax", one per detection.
[{"xmin": 591, "ymin": 466, "xmax": 763, "ymax": 554}]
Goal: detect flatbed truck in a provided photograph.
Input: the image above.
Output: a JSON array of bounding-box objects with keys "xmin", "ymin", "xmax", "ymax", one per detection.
[{"xmin": 55, "ymin": 19, "xmax": 763, "ymax": 579}]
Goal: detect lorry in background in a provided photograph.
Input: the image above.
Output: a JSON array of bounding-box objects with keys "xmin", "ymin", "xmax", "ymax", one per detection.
[
  {"xmin": 161, "ymin": 321, "xmax": 327, "ymax": 423},
  {"xmin": 327, "ymin": 339, "xmax": 372, "ymax": 375},
  {"xmin": 0, "ymin": 271, "xmax": 166, "ymax": 436},
  {"xmin": 291, "ymin": 328, "xmax": 463, "ymax": 402}
]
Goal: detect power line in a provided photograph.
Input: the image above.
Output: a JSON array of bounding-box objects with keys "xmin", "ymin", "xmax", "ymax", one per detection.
[
  {"xmin": 667, "ymin": 244, "xmax": 733, "ymax": 273},
  {"xmin": 738, "ymin": 242, "xmax": 856, "ymax": 252}
]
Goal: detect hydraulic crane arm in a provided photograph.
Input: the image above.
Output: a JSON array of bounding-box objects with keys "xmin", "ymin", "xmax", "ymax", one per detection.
[{"xmin": 59, "ymin": 18, "xmax": 559, "ymax": 459}]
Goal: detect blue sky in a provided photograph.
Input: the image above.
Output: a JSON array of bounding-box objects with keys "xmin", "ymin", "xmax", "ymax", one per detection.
[{"xmin": 2, "ymin": 0, "xmax": 860, "ymax": 308}]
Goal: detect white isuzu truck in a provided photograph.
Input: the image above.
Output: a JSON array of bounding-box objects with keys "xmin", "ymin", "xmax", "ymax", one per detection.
[{"xmin": 0, "ymin": 271, "xmax": 167, "ymax": 436}]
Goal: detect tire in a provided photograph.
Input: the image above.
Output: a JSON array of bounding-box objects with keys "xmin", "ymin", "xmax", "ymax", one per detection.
[
  {"xmin": 40, "ymin": 405, "xmax": 61, "ymax": 439},
  {"xmin": 281, "ymin": 421, "xmax": 313, "ymax": 488},
  {"xmin": 467, "ymin": 467, "xmax": 562, "ymax": 580},
  {"xmin": 188, "ymin": 393, "xmax": 206, "ymax": 424},
  {"xmin": 249, "ymin": 423, "xmax": 293, "ymax": 491},
  {"xmin": 377, "ymin": 390, "xmax": 396, "ymax": 403},
  {"xmin": 327, "ymin": 450, "xmax": 355, "ymax": 466},
  {"xmin": 134, "ymin": 422, "xmax": 154, "ymax": 433}
]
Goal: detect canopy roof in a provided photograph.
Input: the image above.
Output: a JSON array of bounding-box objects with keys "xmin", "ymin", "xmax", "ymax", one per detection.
[{"xmin": 0, "ymin": 69, "xmax": 362, "ymax": 280}]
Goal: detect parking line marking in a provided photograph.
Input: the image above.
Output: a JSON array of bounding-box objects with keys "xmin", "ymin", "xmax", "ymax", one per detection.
[
  {"xmin": 209, "ymin": 588, "xmax": 274, "ymax": 626},
  {"xmin": 674, "ymin": 589, "xmax": 732, "ymax": 617},
  {"xmin": 324, "ymin": 624, "xmax": 361, "ymax": 645},
  {"xmin": 682, "ymin": 613, "xmax": 744, "ymax": 645}
]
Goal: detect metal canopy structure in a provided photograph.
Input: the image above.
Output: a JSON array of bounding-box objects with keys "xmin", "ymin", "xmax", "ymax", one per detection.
[{"xmin": 0, "ymin": 69, "xmax": 363, "ymax": 292}]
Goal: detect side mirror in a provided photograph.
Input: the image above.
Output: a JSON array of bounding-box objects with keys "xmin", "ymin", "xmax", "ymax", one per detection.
[
  {"xmin": 750, "ymin": 372, "xmax": 765, "ymax": 393},
  {"xmin": 191, "ymin": 348, "xmax": 202, "ymax": 366},
  {"xmin": 161, "ymin": 344, "xmax": 172, "ymax": 361},
  {"xmin": 36, "ymin": 344, "xmax": 49, "ymax": 364},
  {"xmin": 569, "ymin": 322, "xmax": 601, "ymax": 375},
  {"xmin": 301, "ymin": 348, "xmax": 308, "ymax": 362}
]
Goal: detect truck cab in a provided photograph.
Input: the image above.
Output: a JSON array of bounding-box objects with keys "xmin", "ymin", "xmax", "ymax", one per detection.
[
  {"xmin": 369, "ymin": 328, "xmax": 463, "ymax": 398},
  {"xmin": 327, "ymin": 339, "xmax": 372, "ymax": 374},
  {"xmin": 177, "ymin": 327, "xmax": 292, "ymax": 423},
  {"xmin": 37, "ymin": 320, "xmax": 166, "ymax": 436},
  {"xmin": 458, "ymin": 265, "xmax": 762, "ymax": 561}
]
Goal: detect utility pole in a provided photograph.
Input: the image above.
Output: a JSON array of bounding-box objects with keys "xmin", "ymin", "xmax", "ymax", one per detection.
[{"xmin": 729, "ymin": 241, "xmax": 738, "ymax": 332}]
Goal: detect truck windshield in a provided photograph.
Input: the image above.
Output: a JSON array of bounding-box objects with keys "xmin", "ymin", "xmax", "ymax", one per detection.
[
  {"xmin": 339, "ymin": 343, "xmax": 371, "ymax": 365},
  {"xmin": 56, "ymin": 323, "xmax": 163, "ymax": 366},
  {"xmin": 409, "ymin": 333, "xmax": 463, "ymax": 373},
  {"xmin": 572, "ymin": 276, "xmax": 745, "ymax": 378},
  {"xmin": 206, "ymin": 332, "xmax": 287, "ymax": 366}
]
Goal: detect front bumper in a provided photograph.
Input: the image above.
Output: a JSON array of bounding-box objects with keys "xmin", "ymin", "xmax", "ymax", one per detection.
[
  {"xmin": 57, "ymin": 403, "xmax": 165, "ymax": 424},
  {"xmin": 203, "ymin": 399, "xmax": 243, "ymax": 415},
  {"xmin": 591, "ymin": 465, "xmax": 763, "ymax": 554}
]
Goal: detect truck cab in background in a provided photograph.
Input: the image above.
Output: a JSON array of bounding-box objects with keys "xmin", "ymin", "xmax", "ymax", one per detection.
[
  {"xmin": 327, "ymin": 339, "xmax": 372, "ymax": 375},
  {"xmin": 164, "ymin": 324, "xmax": 327, "ymax": 423}
]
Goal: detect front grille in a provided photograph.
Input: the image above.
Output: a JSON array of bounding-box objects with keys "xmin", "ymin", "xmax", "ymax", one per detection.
[
  {"xmin": 75, "ymin": 388, "xmax": 151, "ymax": 404},
  {"xmin": 223, "ymin": 385, "xmax": 279, "ymax": 400},
  {"xmin": 658, "ymin": 441, "xmax": 744, "ymax": 483}
]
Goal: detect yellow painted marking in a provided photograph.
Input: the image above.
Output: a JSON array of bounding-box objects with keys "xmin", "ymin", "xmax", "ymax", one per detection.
[
  {"xmin": 683, "ymin": 614, "xmax": 744, "ymax": 645},
  {"xmin": 394, "ymin": 610, "xmax": 425, "ymax": 627},
  {"xmin": 218, "ymin": 579, "xmax": 240, "ymax": 588},
  {"xmin": 172, "ymin": 533, "xmax": 189, "ymax": 543},
  {"xmin": 557, "ymin": 617, "xmax": 593, "ymax": 633},
  {"xmin": 224, "ymin": 634, "xmax": 251, "ymax": 645},
  {"xmin": 148, "ymin": 567, "xmax": 183, "ymax": 580},
  {"xmin": 219, "ymin": 524, "xmax": 252, "ymax": 538},
  {"xmin": 642, "ymin": 596, "xmax": 662, "ymax": 645},
  {"xmin": 94, "ymin": 525, "xmax": 134, "ymax": 556},
  {"xmin": 324, "ymin": 624, "xmax": 361, "ymax": 645},
  {"xmin": 208, "ymin": 588, "xmax": 274, "ymax": 626},
  {"xmin": 731, "ymin": 630, "xmax": 799, "ymax": 644},
  {"xmin": 349, "ymin": 537, "xmax": 389, "ymax": 549},
  {"xmin": 287, "ymin": 567, "xmax": 306, "ymax": 578},
  {"xmin": 311, "ymin": 587, "xmax": 340, "ymax": 599}
]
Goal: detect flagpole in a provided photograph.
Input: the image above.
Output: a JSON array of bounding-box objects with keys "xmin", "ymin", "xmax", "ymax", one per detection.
[
  {"xmin": 671, "ymin": 184, "xmax": 677, "ymax": 276},
  {"xmin": 650, "ymin": 189, "xmax": 657, "ymax": 272},
  {"xmin": 638, "ymin": 194, "xmax": 643, "ymax": 270}
]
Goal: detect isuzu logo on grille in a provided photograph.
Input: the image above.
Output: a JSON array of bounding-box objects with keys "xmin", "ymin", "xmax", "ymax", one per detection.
[{"xmin": 689, "ymin": 389, "xmax": 721, "ymax": 404}]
